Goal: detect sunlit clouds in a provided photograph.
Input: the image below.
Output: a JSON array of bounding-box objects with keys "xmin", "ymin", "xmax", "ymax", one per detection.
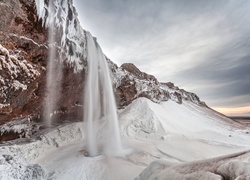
[{"xmin": 214, "ymin": 106, "xmax": 250, "ymax": 116}]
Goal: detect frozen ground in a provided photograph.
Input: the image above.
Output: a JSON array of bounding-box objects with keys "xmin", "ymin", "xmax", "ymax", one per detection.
[{"xmin": 1, "ymin": 98, "xmax": 250, "ymax": 179}]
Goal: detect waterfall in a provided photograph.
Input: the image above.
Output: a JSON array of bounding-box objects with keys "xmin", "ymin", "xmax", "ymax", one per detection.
[
  {"xmin": 84, "ymin": 32, "xmax": 122, "ymax": 157},
  {"xmin": 43, "ymin": 1, "xmax": 63, "ymax": 127}
]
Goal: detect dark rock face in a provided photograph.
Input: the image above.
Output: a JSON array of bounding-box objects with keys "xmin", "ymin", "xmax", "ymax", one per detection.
[
  {"xmin": 0, "ymin": 0, "xmax": 87, "ymax": 140},
  {"xmin": 121, "ymin": 63, "xmax": 157, "ymax": 82},
  {"xmin": 0, "ymin": 0, "xmax": 45, "ymax": 40},
  {"xmin": 0, "ymin": 44, "xmax": 42, "ymax": 120},
  {"xmin": 0, "ymin": 0, "xmax": 47, "ymax": 126},
  {"xmin": 116, "ymin": 77, "xmax": 137, "ymax": 107}
]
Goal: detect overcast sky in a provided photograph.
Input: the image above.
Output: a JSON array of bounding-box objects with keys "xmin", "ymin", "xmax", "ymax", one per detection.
[{"xmin": 74, "ymin": 0, "xmax": 250, "ymax": 116}]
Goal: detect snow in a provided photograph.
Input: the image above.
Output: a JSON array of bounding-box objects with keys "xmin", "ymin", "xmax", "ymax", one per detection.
[
  {"xmin": 0, "ymin": 122, "xmax": 84, "ymax": 179},
  {"xmin": 0, "ymin": 103, "xmax": 10, "ymax": 109},
  {"xmin": 1, "ymin": 98, "xmax": 249, "ymax": 179},
  {"xmin": 0, "ymin": 147, "xmax": 46, "ymax": 180},
  {"xmin": 0, "ymin": 118, "xmax": 31, "ymax": 137},
  {"xmin": 135, "ymin": 151, "xmax": 250, "ymax": 180},
  {"xmin": 217, "ymin": 161, "xmax": 250, "ymax": 179},
  {"xmin": 12, "ymin": 80, "xmax": 27, "ymax": 91}
]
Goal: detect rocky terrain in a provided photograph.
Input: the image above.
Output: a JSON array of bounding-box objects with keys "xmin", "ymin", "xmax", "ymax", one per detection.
[{"xmin": 0, "ymin": 0, "xmax": 206, "ymax": 141}]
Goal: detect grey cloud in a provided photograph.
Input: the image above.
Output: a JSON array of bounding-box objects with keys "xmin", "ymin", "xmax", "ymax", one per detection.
[
  {"xmin": 170, "ymin": 41, "xmax": 250, "ymax": 107},
  {"xmin": 74, "ymin": 0, "xmax": 250, "ymax": 111}
]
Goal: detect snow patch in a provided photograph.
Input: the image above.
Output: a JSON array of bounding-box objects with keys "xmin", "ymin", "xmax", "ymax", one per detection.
[
  {"xmin": 0, "ymin": 118, "xmax": 33, "ymax": 138},
  {"xmin": 0, "ymin": 103, "xmax": 10, "ymax": 109},
  {"xmin": 12, "ymin": 80, "xmax": 27, "ymax": 91}
]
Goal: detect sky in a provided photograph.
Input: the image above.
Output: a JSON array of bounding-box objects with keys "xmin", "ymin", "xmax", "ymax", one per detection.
[{"xmin": 74, "ymin": 0, "xmax": 250, "ymax": 116}]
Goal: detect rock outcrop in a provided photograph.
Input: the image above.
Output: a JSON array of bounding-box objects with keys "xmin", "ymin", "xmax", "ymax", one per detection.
[
  {"xmin": 113, "ymin": 63, "xmax": 206, "ymax": 108},
  {"xmin": 0, "ymin": 0, "xmax": 88, "ymax": 120},
  {"xmin": 0, "ymin": 0, "xmax": 47, "ymax": 126},
  {"xmin": 0, "ymin": 0, "xmax": 87, "ymax": 140}
]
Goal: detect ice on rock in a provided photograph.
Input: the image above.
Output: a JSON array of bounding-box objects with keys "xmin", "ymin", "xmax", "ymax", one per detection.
[
  {"xmin": 0, "ymin": 118, "xmax": 33, "ymax": 138},
  {"xmin": 0, "ymin": 44, "xmax": 40, "ymax": 109},
  {"xmin": 35, "ymin": 0, "xmax": 45, "ymax": 20},
  {"xmin": 34, "ymin": 0, "xmax": 87, "ymax": 72}
]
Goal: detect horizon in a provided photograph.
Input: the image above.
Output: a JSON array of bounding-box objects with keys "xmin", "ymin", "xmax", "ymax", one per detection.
[{"xmin": 74, "ymin": 0, "xmax": 250, "ymax": 116}]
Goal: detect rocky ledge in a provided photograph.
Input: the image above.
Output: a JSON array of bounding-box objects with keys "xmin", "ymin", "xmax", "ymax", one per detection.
[{"xmin": 113, "ymin": 63, "xmax": 206, "ymax": 108}]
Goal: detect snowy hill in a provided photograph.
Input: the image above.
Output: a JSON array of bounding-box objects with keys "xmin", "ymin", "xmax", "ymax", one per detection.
[{"xmin": 1, "ymin": 98, "xmax": 249, "ymax": 179}]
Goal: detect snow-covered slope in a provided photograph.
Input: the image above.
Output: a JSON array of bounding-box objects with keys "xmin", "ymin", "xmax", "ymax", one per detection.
[
  {"xmin": 1, "ymin": 98, "xmax": 249, "ymax": 179},
  {"xmin": 119, "ymin": 98, "xmax": 249, "ymax": 159},
  {"xmin": 37, "ymin": 98, "xmax": 250, "ymax": 179}
]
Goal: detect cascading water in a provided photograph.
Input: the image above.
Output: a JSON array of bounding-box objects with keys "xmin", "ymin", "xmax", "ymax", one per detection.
[
  {"xmin": 43, "ymin": 1, "xmax": 63, "ymax": 127},
  {"xmin": 84, "ymin": 32, "xmax": 122, "ymax": 157}
]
